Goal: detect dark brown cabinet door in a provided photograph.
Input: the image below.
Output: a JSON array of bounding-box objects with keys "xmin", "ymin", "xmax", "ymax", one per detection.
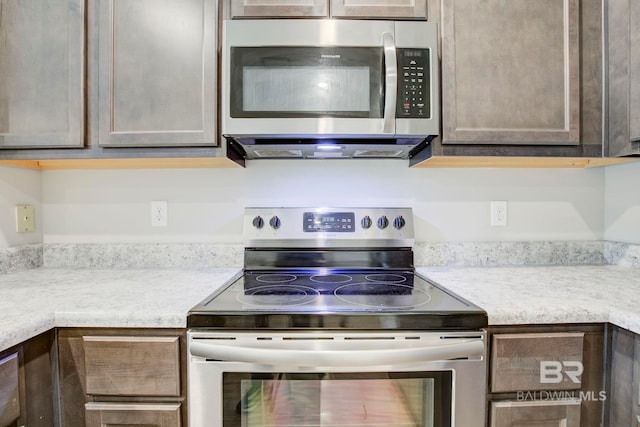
[
  {"xmin": 607, "ymin": 0, "xmax": 640, "ymax": 156},
  {"xmin": 0, "ymin": 352, "xmax": 20, "ymax": 426},
  {"xmin": 0, "ymin": 0, "xmax": 85, "ymax": 149},
  {"xmin": 96, "ymin": 0, "xmax": 217, "ymax": 147},
  {"xmin": 85, "ymin": 403, "xmax": 181, "ymax": 427},
  {"xmin": 441, "ymin": 0, "xmax": 580, "ymax": 146},
  {"xmin": 490, "ymin": 400, "xmax": 581, "ymax": 427}
]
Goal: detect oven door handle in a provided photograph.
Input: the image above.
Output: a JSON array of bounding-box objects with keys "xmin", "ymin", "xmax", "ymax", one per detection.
[{"xmin": 189, "ymin": 339, "xmax": 484, "ymax": 367}]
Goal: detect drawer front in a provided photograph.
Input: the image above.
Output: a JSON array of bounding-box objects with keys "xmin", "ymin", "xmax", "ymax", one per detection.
[
  {"xmin": 85, "ymin": 402, "xmax": 181, "ymax": 427},
  {"xmin": 490, "ymin": 399, "xmax": 581, "ymax": 427},
  {"xmin": 491, "ymin": 332, "xmax": 584, "ymax": 392},
  {"xmin": 0, "ymin": 352, "xmax": 20, "ymax": 426},
  {"xmin": 84, "ymin": 336, "xmax": 180, "ymax": 396}
]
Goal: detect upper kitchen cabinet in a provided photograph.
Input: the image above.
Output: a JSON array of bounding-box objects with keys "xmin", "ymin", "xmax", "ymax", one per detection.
[
  {"xmin": 230, "ymin": 0, "xmax": 328, "ymax": 18},
  {"xmin": 229, "ymin": 0, "xmax": 426, "ymax": 19},
  {"xmin": 0, "ymin": 0, "xmax": 85, "ymax": 149},
  {"xmin": 607, "ymin": 0, "xmax": 640, "ymax": 157},
  {"xmin": 95, "ymin": 0, "xmax": 217, "ymax": 147},
  {"xmin": 330, "ymin": 0, "xmax": 426, "ymax": 19},
  {"xmin": 421, "ymin": 0, "xmax": 604, "ymax": 162}
]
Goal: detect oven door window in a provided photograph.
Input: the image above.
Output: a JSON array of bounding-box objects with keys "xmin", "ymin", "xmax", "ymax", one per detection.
[
  {"xmin": 223, "ymin": 372, "xmax": 452, "ymax": 427},
  {"xmin": 230, "ymin": 47, "xmax": 384, "ymax": 119}
]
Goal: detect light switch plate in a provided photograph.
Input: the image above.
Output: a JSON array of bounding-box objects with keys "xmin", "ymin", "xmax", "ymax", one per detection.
[{"xmin": 15, "ymin": 205, "xmax": 35, "ymax": 233}]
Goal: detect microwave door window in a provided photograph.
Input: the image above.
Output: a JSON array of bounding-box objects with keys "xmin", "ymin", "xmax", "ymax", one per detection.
[
  {"xmin": 230, "ymin": 47, "xmax": 383, "ymax": 119},
  {"xmin": 243, "ymin": 66, "xmax": 370, "ymax": 116}
]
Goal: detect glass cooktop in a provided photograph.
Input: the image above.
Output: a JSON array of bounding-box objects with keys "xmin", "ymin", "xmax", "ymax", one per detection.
[{"xmin": 188, "ymin": 270, "xmax": 487, "ymax": 330}]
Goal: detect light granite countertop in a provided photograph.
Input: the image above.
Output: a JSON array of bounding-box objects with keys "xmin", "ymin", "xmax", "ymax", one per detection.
[
  {"xmin": 417, "ymin": 265, "xmax": 640, "ymax": 333},
  {"xmin": 1, "ymin": 265, "xmax": 639, "ymax": 353},
  {"xmin": 0, "ymin": 268, "xmax": 240, "ymax": 352}
]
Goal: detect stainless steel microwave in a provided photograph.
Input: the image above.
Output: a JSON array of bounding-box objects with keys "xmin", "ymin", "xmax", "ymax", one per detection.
[{"xmin": 221, "ymin": 20, "xmax": 440, "ymax": 161}]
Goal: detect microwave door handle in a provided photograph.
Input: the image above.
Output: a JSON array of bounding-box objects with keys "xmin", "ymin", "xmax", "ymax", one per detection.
[
  {"xmin": 189, "ymin": 339, "xmax": 483, "ymax": 367},
  {"xmin": 382, "ymin": 32, "xmax": 397, "ymax": 134}
]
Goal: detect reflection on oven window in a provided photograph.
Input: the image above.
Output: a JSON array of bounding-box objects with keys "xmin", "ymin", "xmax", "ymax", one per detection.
[{"xmin": 238, "ymin": 375, "xmax": 435, "ymax": 427}]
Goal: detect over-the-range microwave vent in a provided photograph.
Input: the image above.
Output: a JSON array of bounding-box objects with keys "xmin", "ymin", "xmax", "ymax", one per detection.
[
  {"xmin": 224, "ymin": 136, "xmax": 435, "ymax": 167},
  {"xmin": 354, "ymin": 149, "xmax": 405, "ymax": 158},
  {"xmin": 254, "ymin": 149, "xmax": 303, "ymax": 158}
]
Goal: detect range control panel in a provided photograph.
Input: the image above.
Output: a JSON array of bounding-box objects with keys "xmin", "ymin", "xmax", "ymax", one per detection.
[
  {"xmin": 396, "ymin": 48, "xmax": 430, "ymax": 119},
  {"xmin": 244, "ymin": 207, "xmax": 414, "ymax": 248}
]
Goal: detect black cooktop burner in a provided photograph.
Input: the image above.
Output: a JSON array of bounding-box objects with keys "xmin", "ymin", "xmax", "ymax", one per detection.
[
  {"xmin": 188, "ymin": 269, "xmax": 488, "ymax": 330},
  {"xmin": 243, "ymin": 271, "xmax": 415, "ymax": 296},
  {"xmin": 238, "ymin": 284, "xmax": 320, "ymax": 306}
]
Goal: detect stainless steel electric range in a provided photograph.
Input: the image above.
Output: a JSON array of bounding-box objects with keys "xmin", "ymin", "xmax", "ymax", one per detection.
[{"xmin": 187, "ymin": 207, "xmax": 488, "ymax": 427}]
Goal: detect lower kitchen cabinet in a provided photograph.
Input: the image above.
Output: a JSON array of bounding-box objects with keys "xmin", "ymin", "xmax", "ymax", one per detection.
[
  {"xmin": 487, "ymin": 324, "xmax": 605, "ymax": 427},
  {"xmin": 606, "ymin": 325, "xmax": 640, "ymax": 426},
  {"xmin": 490, "ymin": 399, "xmax": 581, "ymax": 427},
  {"xmin": 57, "ymin": 328, "xmax": 187, "ymax": 427},
  {"xmin": 0, "ymin": 352, "xmax": 20, "ymax": 427},
  {"xmin": 0, "ymin": 331, "xmax": 56, "ymax": 427},
  {"xmin": 85, "ymin": 402, "xmax": 181, "ymax": 427}
]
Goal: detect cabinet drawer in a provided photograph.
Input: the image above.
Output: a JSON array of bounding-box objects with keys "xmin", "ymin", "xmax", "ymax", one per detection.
[
  {"xmin": 0, "ymin": 352, "xmax": 20, "ymax": 426},
  {"xmin": 491, "ymin": 332, "xmax": 584, "ymax": 392},
  {"xmin": 490, "ymin": 399, "xmax": 580, "ymax": 427},
  {"xmin": 85, "ymin": 402, "xmax": 181, "ymax": 427},
  {"xmin": 84, "ymin": 336, "xmax": 180, "ymax": 396}
]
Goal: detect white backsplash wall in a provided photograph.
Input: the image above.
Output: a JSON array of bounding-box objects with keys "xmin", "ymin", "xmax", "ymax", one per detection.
[
  {"xmin": 41, "ymin": 160, "xmax": 605, "ymax": 244},
  {"xmin": 0, "ymin": 165, "xmax": 43, "ymax": 248},
  {"xmin": 605, "ymin": 161, "xmax": 640, "ymax": 243}
]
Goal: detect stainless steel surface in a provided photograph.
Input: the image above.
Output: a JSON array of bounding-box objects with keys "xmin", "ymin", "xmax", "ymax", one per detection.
[
  {"xmin": 189, "ymin": 332, "xmax": 484, "ymax": 366},
  {"xmin": 0, "ymin": 0, "xmax": 84, "ymax": 149},
  {"xmin": 188, "ymin": 330, "xmax": 487, "ymax": 427},
  {"xmin": 244, "ymin": 207, "xmax": 414, "ymax": 249},
  {"xmin": 188, "ymin": 207, "xmax": 487, "ymax": 426},
  {"xmin": 221, "ymin": 19, "xmax": 439, "ymax": 140},
  {"xmin": 383, "ymin": 32, "xmax": 397, "ymax": 134}
]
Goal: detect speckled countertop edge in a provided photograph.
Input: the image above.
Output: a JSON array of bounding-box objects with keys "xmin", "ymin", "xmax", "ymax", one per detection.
[
  {"xmin": 0, "ymin": 268, "xmax": 240, "ymax": 352},
  {"xmin": 1, "ymin": 264, "xmax": 640, "ymax": 353},
  {"xmin": 417, "ymin": 265, "xmax": 640, "ymax": 331}
]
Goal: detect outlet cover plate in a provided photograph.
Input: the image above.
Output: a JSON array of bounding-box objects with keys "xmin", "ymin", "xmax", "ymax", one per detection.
[{"xmin": 151, "ymin": 201, "xmax": 168, "ymax": 227}]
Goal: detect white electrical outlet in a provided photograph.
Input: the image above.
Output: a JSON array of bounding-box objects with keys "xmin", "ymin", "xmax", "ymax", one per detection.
[
  {"xmin": 151, "ymin": 201, "xmax": 168, "ymax": 227},
  {"xmin": 490, "ymin": 201, "xmax": 508, "ymax": 226},
  {"xmin": 15, "ymin": 205, "xmax": 35, "ymax": 233}
]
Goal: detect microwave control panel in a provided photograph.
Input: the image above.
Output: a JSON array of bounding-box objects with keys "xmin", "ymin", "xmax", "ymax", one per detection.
[{"xmin": 396, "ymin": 48, "xmax": 430, "ymax": 119}]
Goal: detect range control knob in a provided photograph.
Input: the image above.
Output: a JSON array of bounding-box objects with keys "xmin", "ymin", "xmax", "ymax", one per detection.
[
  {"xmin": 361, "ymin": 215, "xmax": 372, "ymax": 229},
  {"xmin": 252, "ymin": 216, "xmax": 264, "ymax": 229},
  {"xmin": 269, "ymin": 216, "xmax": 281, "ymax": 230},
  {"xmin": 393, "ymin": 216, "xmax": 406, "ymax": 230},
  {"xmin": 377, "ymin": 215, "xmax": 389, "ymax": 229}
]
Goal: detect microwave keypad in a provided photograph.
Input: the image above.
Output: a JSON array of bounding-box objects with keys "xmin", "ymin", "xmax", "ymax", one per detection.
[{"xmin": 397, "ymin": 49, "xmax": 430, "ymax": 119}]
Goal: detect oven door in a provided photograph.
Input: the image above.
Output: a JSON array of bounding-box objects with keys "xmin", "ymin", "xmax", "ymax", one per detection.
[{"xmin": 188, "ymin": 331, "xmax": 486, "ymax": 427}]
